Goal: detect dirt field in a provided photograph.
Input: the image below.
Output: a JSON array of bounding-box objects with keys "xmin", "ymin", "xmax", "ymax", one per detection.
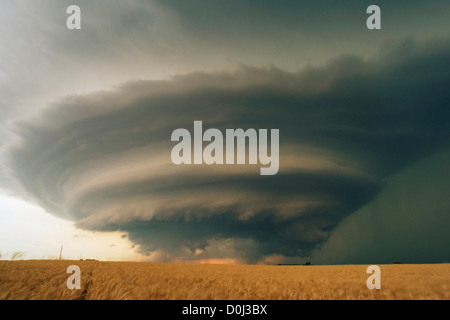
[{"xmin": 0, "ymin": 260, "xmax": 448, "ymax": 300}]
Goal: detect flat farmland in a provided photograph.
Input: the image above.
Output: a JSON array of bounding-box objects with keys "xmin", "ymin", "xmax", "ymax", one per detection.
[{"xmin": 0, "ymin": 260, "xmax": 448, "ymax": 300}]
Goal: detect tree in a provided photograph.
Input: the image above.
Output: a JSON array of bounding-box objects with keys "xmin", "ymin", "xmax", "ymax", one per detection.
[{"xmin": 11, "ymin": 251, "xmax": 24, "ymax": 260}]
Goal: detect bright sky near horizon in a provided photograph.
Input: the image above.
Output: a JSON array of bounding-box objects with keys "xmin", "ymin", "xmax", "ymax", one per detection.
[{"xmin": 0, "ymin": 194, "xmax": 145, "ymax": 261}]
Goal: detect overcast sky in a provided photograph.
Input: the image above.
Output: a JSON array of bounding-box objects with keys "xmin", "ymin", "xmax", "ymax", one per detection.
[{"xmin": 0, "ymin": 0, "xmax": 449, "ymax": 264}]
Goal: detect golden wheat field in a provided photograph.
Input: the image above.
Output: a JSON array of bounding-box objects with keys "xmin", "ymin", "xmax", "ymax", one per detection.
[{"xmin": 0, "ymin": 260, "xmax": 448, "ymax": 300}]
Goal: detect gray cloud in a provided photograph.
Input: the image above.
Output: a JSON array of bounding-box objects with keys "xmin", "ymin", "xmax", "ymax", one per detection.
[
  {"xmin": 311, "ymin": 148, "xmax": 450, "ymax": 264},
  {"xmin": 2, "ymin": 39, "xmax": 449, "ymax": 263}
]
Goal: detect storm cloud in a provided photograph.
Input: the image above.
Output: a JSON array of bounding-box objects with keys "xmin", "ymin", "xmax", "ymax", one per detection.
[{"xmin": 2, "ymin": 39, "xmax": 449, "ymax": 263}]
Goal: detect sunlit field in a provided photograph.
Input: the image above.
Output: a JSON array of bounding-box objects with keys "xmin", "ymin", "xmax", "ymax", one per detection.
[{"xmin": 0, "ymin": 261, "xmax": 448, "ymax": 300}]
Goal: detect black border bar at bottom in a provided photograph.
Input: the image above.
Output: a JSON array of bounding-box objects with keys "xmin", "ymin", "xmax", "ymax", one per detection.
[{"xmin": 0, "ymin": 300, "xmax": 439, "ymax": 318}]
